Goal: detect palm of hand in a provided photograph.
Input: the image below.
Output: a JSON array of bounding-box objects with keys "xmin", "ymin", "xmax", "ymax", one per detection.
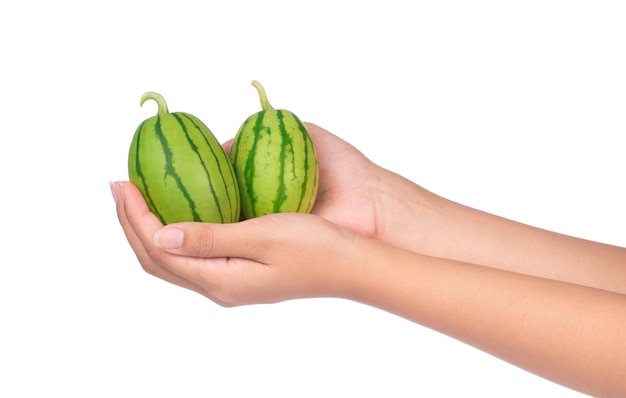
[
  {"xmin": 223, "ymin": 123, "xmax": 388, "ymax": 240},
  {"xmin": 305, "ymin": 123, "xmax": 382, "ymax": 239}
]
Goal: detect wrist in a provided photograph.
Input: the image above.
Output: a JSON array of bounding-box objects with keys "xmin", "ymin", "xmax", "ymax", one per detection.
[{"xmin": 372, "ymin": 168, "xmax": 454, "ymax": 257}]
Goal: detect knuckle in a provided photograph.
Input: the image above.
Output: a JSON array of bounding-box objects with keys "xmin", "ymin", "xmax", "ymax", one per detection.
[{"xmin": 185, "ymin": 223, "xmax": 216, "ymax": 256}]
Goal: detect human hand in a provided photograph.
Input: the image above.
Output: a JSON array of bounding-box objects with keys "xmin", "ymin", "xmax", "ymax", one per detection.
[
  {"xmin": 114, "ymin": 122, "xmax": 456, "ymax": 304},
  {"xmin": 221, "ymin": 122, "xmax": 385, "ymax": 238},
  {"xmin": 111, "ymin": 181, "xmax": 374, "ymax": 306},
  {"xmin": 297, "ymin": 123, "xmax": 447, "ymax": 256}
]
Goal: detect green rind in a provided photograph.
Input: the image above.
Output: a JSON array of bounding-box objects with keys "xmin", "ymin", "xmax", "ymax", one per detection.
[
  {"xmin": 129, "ymin": 107, "xmax": 240, "ymax": 225},
  {"xmin": 229, "ymin": 108, "xmax": 319, "ymax": 219}
]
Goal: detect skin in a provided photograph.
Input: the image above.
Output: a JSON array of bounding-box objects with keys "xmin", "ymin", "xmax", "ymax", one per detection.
[{"xmin": 112, "ymin": 123, "xmax": 626, "ymax": 397}]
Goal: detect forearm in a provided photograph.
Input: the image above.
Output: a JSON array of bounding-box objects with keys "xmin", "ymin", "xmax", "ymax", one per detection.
[
  {"xmin": 438, "ymin": 198, "xmax": 626, "ymax": 293},
  {"xmin": 346, "ymin": 239, "xmax": 626, "ymax": 397},
  {"xmin": 380, "ymin": 174, "xmax": 626, "ymax": 293}
]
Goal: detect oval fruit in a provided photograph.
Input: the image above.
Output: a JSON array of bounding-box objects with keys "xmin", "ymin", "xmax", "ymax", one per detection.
[
  {"xmin": 229, "ymin": 81, "xmax": 319, "ymax": 219},
  {"xmin": 128, "ymin": 92, "xmax": 240, "ymax": 224}
]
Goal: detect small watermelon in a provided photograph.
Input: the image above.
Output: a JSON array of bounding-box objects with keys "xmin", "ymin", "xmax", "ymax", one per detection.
[
  {"xmin": 128, "ymin": 92, "xmax": 240, "ymax": 224},
  {"xmin": 229, "ymin": 81, "xmax": 319, "ymax": 219}
]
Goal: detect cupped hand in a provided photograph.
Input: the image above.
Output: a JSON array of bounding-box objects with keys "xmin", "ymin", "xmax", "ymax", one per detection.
[
  {"xmin": 299, "ymin": 123, "xmax": 443, "ymax": 255},
  {"xmin": 111, "ymin": 181, "xmax": 373, "ymax": 306},
  {"xmin": 301, "ymin": 123, "xmax": 382, "ymax": 237},
  {"xmin": 113, "ymin": 122, "xmax": 448, "ymax": 303},
  {"xmin": 220, "ymin": 122, "xmax": 384, "ymax": 238},
  {"xmin": 224, "ymin": 123, "xmax": 438, "ymax": 252}
]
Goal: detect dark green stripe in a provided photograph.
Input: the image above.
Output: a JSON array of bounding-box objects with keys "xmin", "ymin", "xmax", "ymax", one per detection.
[
  {"xmin": 155, "ymin": 114, "xmax": 202, "ymax": 222},
  {"xmin": 243, "ymin": 113, "xmax": 264, "ymax": 215},
  {"xmin": 292, "ymin": 115, "xmax": 312, "ymax": 212},
  {"xmin": 274, "ymin": 110, "xmax": 293, "ymax": 213},
  {"xmin": 303, "ymin": 161, "xmax": 318, "ymax": 212},
  {"xmin": 192, "ymin": 115, "xmax": 238, "ymax": 222},
  {"xmin": 175, "ymin": 113, "xmax": 225, "ymax": 223},
  {"xmin": 134, "ymin": 119, "xmax": 166, "ymax": 224},
  {"xmin": 306, "ymin": 129, "xmax": 318, "ymax": 212}
]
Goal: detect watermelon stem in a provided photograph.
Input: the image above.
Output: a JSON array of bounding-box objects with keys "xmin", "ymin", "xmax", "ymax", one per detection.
[
  {"xmin": 251, "ymin": 80, "xmax": 274, "ymax": 111},
  {"xmin": 140, "ymin": 92, "xmax": 169, "ymax": 116}
]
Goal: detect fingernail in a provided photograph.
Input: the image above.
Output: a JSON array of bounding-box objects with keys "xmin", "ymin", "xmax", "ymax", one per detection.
[
  {"xmin": 110, "ymin": 181, "xmax": 119, "ymax": 204},
  {"xmin": 154, "ymin": 227, "xmax": 184, "ymax": 249},
  {"xmin": 109, "ymin": 181, "xmax": 125, "ymax": 205}
]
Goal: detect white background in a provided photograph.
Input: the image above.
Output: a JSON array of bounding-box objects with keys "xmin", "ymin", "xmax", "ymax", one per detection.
[{"xmin": 1, "ymin": 1, "xmax": 624, "ymax": 397}]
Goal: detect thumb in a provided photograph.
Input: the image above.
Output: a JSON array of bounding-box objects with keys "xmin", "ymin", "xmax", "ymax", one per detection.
[{"xmin": 153, "ymin": 217, "xmax": 274, "ymax": 260}]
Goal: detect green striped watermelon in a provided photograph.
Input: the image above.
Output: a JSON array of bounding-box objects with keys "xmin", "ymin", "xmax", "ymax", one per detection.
[
  {"xmin": 229, "ymin": 81, "xmax": 319, "ymax": 219},
  {"xmin": 128, "ymin": 92, "xmax": 240, "ymax": 224}
]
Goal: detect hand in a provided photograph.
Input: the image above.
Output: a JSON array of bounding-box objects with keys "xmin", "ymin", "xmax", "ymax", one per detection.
[
  {"xmin": 297, "ymin": 123, "xmax": 445, "ymax": 255},
  {"xmin": 111, "ymin": 181, "xmax": 372, "ymax": 306},
  {"xmin": 222, "ymin": 122, "xmax": 388, "ymax": 239},
  {"xmin": 112, "ymin": 125, "xmax": 626, "ymax": 398},
  {"xmin": 112, "ymin": 122, "xmax": 437, "ymax": 305}
]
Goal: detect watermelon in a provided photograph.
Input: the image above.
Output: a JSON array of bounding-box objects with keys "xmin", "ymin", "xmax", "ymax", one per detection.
[
  {"xmin": 128, "ymin": 92, "xmax": 240, "ymax": 224},
  {"xmin": 229, "ymin": 81, "xmax": 319, "ymax": 219}
]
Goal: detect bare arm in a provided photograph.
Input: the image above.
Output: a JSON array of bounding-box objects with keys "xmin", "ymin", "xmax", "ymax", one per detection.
[
  {"xmin": 303, "ymin": 123, "xmax": 626, "ymax": 293},
  {"xmin": 392, "ymin": 181, "xmax": 626, "ymax": 293},
  {"xmin": 113, "ymin": 121, "xmax": 626, "ymax": 397},
  {"xmin": 112, "ymin": 181, "xmax": 626, "ymax": 397},
  {"xmin": 352, "ymin": 240, "xmax": 626, "ymax": 397}
]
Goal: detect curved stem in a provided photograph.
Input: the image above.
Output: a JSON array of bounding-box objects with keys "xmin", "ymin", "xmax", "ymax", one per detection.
[
  {"xmin": 140, "ymin": 92, "xmax": 169, "ymax": 116},
  {"xmin": 251, "ymin": 80, "xmax": 274, "ymax": 111}
]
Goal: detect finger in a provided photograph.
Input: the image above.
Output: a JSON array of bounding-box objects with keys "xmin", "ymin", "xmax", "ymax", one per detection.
[
  {"xmin": 151, "ymin": 217, "xmax": 280, "ymax": 305},
  {"xmin": 112, "ymin": 181, "xmax": 154, "ymax": 266},
  {"xmin": 222, "ymin": 138, "xmax": 233, "ymax": 154},
  {"xmin": 111, "ymin": 181, "xmax": 209, "ymax": 297},
  {"xmin": 151, "ymin": 214, "xmax": 315, "ymax": 304},
  {"xmin": 303, "ymin": 122, "xmax": 345, "ymax": 152},
  {"xmin": 117, "ymin": 181, "xmax": 163, "ymax": 244},
  {"xmin": 153, "ymin": 215, "xmax": 281, "ymax": 261},
  {"xmin": 112, "ymin": 182, "xmax": 254, "ymax": 306}
]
